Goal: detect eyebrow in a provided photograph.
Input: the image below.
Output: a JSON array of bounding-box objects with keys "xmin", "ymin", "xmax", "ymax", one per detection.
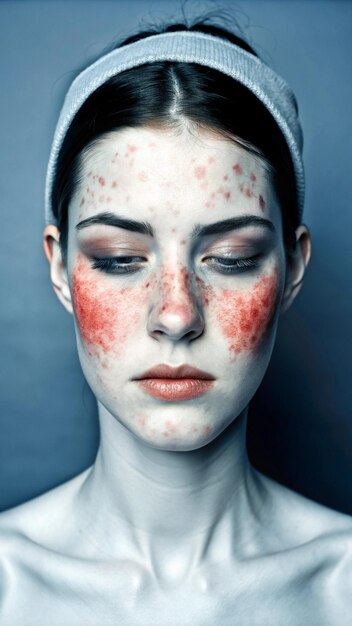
[
  {"xmin": 191, "ymin": 215, "xmax": 275, "ymax": 238},
  {"xmin": 75, "ymin": 211, "xmax": 275, "ymax": 238},
  {"xmin": 76, "ymin": 211, "xmax": 154, "ymax": 236}
]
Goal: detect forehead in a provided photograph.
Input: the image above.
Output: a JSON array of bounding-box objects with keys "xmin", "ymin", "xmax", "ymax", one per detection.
[{"xmin": 71, "ymin": 125, "xmax": 281, "ymax": 231}]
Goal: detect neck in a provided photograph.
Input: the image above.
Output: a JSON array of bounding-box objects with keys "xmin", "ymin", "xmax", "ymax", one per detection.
[{"xmin": 80, "ymin": 405, "xmax": 268, "ymax": 583}]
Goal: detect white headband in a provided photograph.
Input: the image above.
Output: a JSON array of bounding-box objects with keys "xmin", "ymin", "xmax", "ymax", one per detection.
[{"xmin": 45, "ymin": 30, "xmax": 304, "ymax": 224}]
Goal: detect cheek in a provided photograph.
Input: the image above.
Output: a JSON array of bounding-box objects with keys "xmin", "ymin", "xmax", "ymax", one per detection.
[
  {"xmin": 71, "ymin": 258, "xmax": 144, "ymax": 356},
  {"xmin": 214, "ymin": 270, "xmax": 281, "ymax": 357}
]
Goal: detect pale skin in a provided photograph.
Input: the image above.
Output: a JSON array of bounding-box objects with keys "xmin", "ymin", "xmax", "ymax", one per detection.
[{"xmin": 1, "ymin": 126, "xmax": 351, "ymax": 626}]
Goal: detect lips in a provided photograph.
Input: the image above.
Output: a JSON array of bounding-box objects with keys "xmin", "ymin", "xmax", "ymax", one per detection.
[{"xmin": 133, "ymin": 364, "xmax": 216, "ymax": 401}]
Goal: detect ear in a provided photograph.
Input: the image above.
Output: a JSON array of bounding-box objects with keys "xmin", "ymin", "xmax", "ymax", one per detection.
[
  {"xmin": 280, "ymin": 224, "xmax": 311, "ymax": 313},
  {"xmin": 43, "ymin": 225, "xmax": 73, "ymax": 314}
]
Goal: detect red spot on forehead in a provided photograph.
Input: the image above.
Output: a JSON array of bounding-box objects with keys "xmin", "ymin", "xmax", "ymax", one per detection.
[
  {"xmin": 232, "ymin": 163, "xmax": 243, "ymax": 175},
  {"xmin": 194, "ymin": 165, "xmax": 206, "ymax": 179},
  {"xmin": 215, "ymin": 270, "xmax": 280, "ymax": 356},
  {"xmin": 250, "ymin": 172, "xmax": 257, "ymax": 182},
  {"xmin": 127, "ymin": 143, "xmax": 137, "ymax": 153},
  {"xmin": 98, "ymin": 176, "xmax": 106, "ymax": 186},
  {"xmin": 245, "ymin": 188, "xmax": 253, "ymax": 198},
  {"xmin": 111, "ymin": 181, "xmax": 118, "ymax": 188},
  {"xmin": 224, "ymin": 191, "xmax": 231, "ymax": 201}
]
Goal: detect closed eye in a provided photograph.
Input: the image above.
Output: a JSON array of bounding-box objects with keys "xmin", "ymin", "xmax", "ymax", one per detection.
[
  {"xmin": 91, "ymin": 256, "xmax": 146, "ymax": 274},
  {"xmin": 203, "ymin": 255, "xmax": 260, "ymax": 274}
]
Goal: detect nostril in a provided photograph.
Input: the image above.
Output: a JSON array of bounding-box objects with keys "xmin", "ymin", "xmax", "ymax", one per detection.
[{"xmin": 148, "ymin": 293, "xmax": 205, "ymax": 342}]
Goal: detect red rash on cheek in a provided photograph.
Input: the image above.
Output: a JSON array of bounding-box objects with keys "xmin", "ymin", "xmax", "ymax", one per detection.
[
  {"xmin": 215, "ymin": 271, "xmax": 280, "ymax": 355},
  {"xmin": 71, "ymin": 258, "xmax": 143, "ymax": 355}
]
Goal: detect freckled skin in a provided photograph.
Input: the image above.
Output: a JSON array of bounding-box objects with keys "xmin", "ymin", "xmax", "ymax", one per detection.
[
  {"xmin": 155, "ymin": 266, "xmax": 213, "ymax": 319},
  {"xmin": 156, "ymin": 267, "xmax": 191, "ymax": 317},
  {"xmin": 215, "ymin": 270, "xmax": 279, "ymax": 356}
]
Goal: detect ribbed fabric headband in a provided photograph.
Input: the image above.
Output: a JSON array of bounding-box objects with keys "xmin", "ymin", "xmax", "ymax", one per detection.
[{"xmin": 45, "ymin": 30, "xmax": 304, "ymax": 224}]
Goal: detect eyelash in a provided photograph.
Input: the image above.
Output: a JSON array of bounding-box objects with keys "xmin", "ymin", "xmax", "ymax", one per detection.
[
  {"xmin": 205, "ymin": 256, "xmax": 259, "ymax": 274},
  {"xmin": 91, "ymin": 255, "xmax": 260, "ymax": 275},
  {"xmin": 91, "ymin": 256, "xmax": 145, "ymax": 274}
]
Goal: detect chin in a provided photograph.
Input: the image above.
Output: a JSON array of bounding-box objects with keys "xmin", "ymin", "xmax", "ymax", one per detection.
[
  {"xmin": 133, "ymin": 430, "xmax": 216, "ymax": 452},
  {"xmin": 122, "ymin": 413, "xmax": 231, "ymax": 452}
]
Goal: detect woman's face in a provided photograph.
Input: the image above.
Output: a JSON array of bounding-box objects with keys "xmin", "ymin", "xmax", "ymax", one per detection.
[{"xmin": 66, "ymin": 126, "xmax": 287, "ymax": 450}]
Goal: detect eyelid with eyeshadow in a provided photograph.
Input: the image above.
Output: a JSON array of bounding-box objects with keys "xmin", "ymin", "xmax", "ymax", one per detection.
[
  {"xmin": 78, "ymin": 238, "xmax": 151, "ymax": 258},
  {"xmin": 200, "ymin": 239, "xmax": 272, "ymax": 260},
  {"xmin": 196, "ymin": 228, "xmax": 275, "ymax": 253}
]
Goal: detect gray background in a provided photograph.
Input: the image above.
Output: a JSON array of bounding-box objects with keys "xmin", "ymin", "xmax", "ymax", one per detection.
[{"xmin": 0, "ymin": 0, "xmax": 351, "ymax": 513}]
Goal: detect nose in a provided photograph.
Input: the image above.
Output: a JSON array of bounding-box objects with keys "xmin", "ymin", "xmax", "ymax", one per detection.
[{"xmin": 147, "ymin": 266, "xmax": 205, "ymax": 342}]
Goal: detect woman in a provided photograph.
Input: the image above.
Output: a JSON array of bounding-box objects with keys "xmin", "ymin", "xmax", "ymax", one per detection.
[{"xmin": 0, "ymin": 18, "xmax": 351, "ymax": 625}]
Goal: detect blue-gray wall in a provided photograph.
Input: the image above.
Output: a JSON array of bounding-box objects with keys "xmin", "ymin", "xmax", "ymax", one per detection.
[{"xmin": 1, "ymin": 0, "xmax": 351, "ymax": 513}]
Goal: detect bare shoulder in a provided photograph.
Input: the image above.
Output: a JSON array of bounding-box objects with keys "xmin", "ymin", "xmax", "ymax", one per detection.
[
  {"xmin": 257, "ymin": 470, "xmax": 352, "ymax": 540},
  {"xmin": 255, "ymin": 470, "xmax": 352, "ymax": 563},
  {"xmin": 249, "ymin": 471, "xmax": 352, "ymax": 623},
  {"xmin": 0, "ymin": 468, "xmax": 92, "ymax": 615},
  {"xmin": 0, "ymin": 467, "xmax": 91, "ymax": 548}
]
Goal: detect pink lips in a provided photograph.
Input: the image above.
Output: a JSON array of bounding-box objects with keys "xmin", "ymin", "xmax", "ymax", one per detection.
[{"xmin": 133, "ymin": 364, "xmax": 216, "ymax": 401}]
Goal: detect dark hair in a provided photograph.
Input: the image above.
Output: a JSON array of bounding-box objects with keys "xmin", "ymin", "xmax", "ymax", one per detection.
[{"xmin": 52, "ymin": 21, "xmax": 299, "ymax": 261}]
